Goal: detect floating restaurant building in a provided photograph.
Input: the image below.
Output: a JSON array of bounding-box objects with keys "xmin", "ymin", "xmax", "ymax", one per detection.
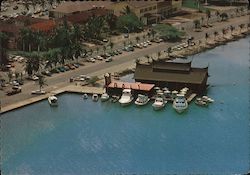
[{"xmin": 134, "ymin": 60, "xmax": 209, "ymax": 94}]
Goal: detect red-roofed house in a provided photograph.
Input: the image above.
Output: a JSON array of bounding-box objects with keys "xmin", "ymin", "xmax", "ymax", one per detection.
[{"xmin": 29, "ymin": 20, "xmax": 57, "ymax": 33}]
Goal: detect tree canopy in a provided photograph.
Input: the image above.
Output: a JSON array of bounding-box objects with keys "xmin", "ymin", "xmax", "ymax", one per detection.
[
  {"xmin": 153, "ymin": 24, "xmax": 184, "ymax": 42},
  {"xmin": 116, "ymin": 13, "xmax": 143, "ymax": 33}
]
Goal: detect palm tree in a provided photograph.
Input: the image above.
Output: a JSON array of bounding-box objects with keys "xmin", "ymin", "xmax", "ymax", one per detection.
[
  {"xmin": 122, "ymin": 5, "xmax": 131, "ymax": 15},
  {"xmin": 222, "ymin": 28, "xmax": 227, "ymax": 37},
  {"xmin": 229, "ymin": 25, "xmax": 234, "ymax": 35},
  {"xmin": 25, "ymin": 57, "xmax": 34, "ymax": 77},
  {"xmin": 7, "ymin": 71, "xmax": 12, "ymax": 83},
  {"xmin": 239, "ymin": 24, "xmax": 245, "ymax": 33},
  {"xmin": 167, "ymin": 47, "xmax": 172, "ymax": 57},
  {"xmin": 143, "ymin": 35, "xmax": 146, "ymax": 42},
  {"xmin": 15, "ymin": 72, "xmax": 20, "ymax": 81},
  {"xmin": 205, "ymin": 33, "xmax": 209, "ymax": 41},
  {"xmin": 20, "ymin": 28, "xmax": 34, "ymax": 52},
  {"xmin": 103, "ymin": 45, "xmax": 106, "ymax": 54},
  {"xmin": 96, "ymin": 47, "xmax": 100, "ymax": 54},
  {"xmin": 109, "ymin": 41, "xmax": 114, "ymax": 51},
  {"xmin": 136, "ymin": 36, "xmax": 140, "ymax": 43},
  {"xmin": 0, "ymin": 32, "xmax": 9, "ymax": 65},
  {"xmin": 123, "ymin": 41, "xmax": 126, "ymax": 47},
  {"xmin": 213, "ymin": 31, "xmax": 218, "ymax": 40},
  {"xmin": 193, "ymin": 19, "xmax": 201, "ymax": 30},
  {"xmin": 215, "ymin": 11, "xmax": 220, "ymax": 22},
  {"xmin": 145, "ymin": 55, "xmax": 150, "ymax": 63},
  {"xmin": 151, "ymin": 30, "xmax": 156, "ymax": 40},
  {"xmin": 157, "ymin": 51, "xmax": 161, "ymax": 60},
  {"xmin": 37, "ymin": 75, "xmax": 47, "ymax": 92},
  {"xmin": 201, "ymin": 16, "xmax": 204, "ymax": 26},
  {"xmin": 205, "ymin": 9, "xmax": 211, "ymax": 25}
]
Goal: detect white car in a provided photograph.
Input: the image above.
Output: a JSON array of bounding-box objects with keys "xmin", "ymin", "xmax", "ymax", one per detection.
[
  {"xmin": 31, "ymin": 90, "xmax": 46, "ymax": 95},
  {"xmin": 32, "ymin": 75, "xmax": 39, "ymax": 81},
  {"xmin": 96, "ymin": 56, "xmax": 103, "ymax": 60},
  {"xmin": 87, "ymin": 58, "xmax": 95, "ymax": 63}
]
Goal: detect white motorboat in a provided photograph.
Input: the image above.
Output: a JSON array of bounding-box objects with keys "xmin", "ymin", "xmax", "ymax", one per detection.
[
  {"xmin": 119, "ymin": 89, "xmax": 134, "ymax": 106},
  {"xmin": 171, "ymin": 90, "xmax": 178, "ymax": 99},
  {"xmin": 48, "ymin": 95, "xmax": 58, "ymax": 106},
  {"xmin": 135, "ymin": 94, "xmax": 150, "ymax": 106},
  {"xmin": 152, "ymin": 97, "xmax": 165, "ymax": 110},
  {"xmin": 195, "ymin": 98, "xmax": 209, "ymax": 107},
  {"xmin": 172, "ymin": 94, "xmax": 188, "ymax": 113},
  {"xmin": 92, "ymin": 94, "xmax": 99, "ymax": 102},
  {"xmin": 202, "ymin": 96, "xmax": 214, "ymax": 103},
  {"xmin": 82, "ymin": 93, "xmax": 88, "ymax": 99},
  {"xmin": 101, "ymin": 93, "xmax": 109, "ymax": 102}
]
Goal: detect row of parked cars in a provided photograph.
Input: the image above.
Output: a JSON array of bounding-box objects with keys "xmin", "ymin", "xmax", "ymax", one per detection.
[
  {"xmin": 86, "ymin": 49, "xmax": 123, "ymax": 63},
  {"xmin": 50, "ymin": 63, "xmax": 83, "ymax": 74}
]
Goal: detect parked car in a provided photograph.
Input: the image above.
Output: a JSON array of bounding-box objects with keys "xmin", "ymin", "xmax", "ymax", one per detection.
[
  {"xmin": 32, "ymin": 75, "xmax": 39, "ymax": 81},
  {"xmin": 58, "ymin": 67, "xmax": 65, "ymax": 72},
  {"xmin": 87, "ymin": 57, "xmax": 95, "ymax": 63},
  {"xmin": 41, "ymin": 70, "xmax": 52, "ymax": 76},
  {"xmin": 31, "ymin": 89, "xmax": 46, "ymax": 95},
  {"xmin": 105, "ymin": 57, "xmax": 113, "ymax": 62},
  {"xmin": 96, "ymin": 56, "xmax": 103, "ymax": 60},
  {"xmin": 73, "ymin": 63, "xmax": 80, "ymax": 68},
  {"xmin": 6, "ymin": 86, "xmax": 21, "ymax": 96},
  {"xmin": 64, "ymin": 65, "xmax": 70, "ymax": 71}
]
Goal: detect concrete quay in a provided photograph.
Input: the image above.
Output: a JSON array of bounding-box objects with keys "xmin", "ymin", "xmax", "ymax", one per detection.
[{"xmin": 0, "ymin": 85, "xmax": 105, "ymax": 114}]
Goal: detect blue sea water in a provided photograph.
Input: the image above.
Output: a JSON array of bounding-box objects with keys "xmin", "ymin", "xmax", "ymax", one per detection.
[{"xmin": 1, "ymin": 37, "xmax": 249, "ymax": 175}]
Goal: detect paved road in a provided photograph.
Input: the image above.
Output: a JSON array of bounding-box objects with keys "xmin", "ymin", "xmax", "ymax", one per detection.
[{"xmin": 0, "ymin": 14, "xmax": 249, "ymax": 107}]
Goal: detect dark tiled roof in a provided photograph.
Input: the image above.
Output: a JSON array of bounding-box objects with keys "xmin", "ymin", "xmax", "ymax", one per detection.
[
  {"xmin": 152, "ymin": 60, "xmax": 192, "ymax": 72},
  {"xmin": 50, "ymin": 1, "xmax": 113, "ymax": 14},
  {"xmin": 64, "ymin": 8, "xmax": 111, "ymax": 24},
  {"xmin": 134, "ymin": 62, "xmax": 208, "ymax": 84},
  {"xmin": 0, "ymin": 22, "xmax": 21, "ymax": 35},
  {"xmin": 127, "ymin": 1, "xmax": 161, "ymax": 8}
]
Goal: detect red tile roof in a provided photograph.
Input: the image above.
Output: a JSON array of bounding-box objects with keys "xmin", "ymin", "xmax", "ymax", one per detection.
[
  {"xmin": 108, "ymin": 81, "xmax": 155, "ymax": 91},
  {"xmin": 29, "ymin": 20, "xmax": 56, "ymax": 32}
]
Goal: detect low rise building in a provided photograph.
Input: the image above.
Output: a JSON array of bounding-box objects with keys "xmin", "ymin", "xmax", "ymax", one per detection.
[
  {"xmin": 134, "ymin": 60, "xmax": 208, "ymax": 94},
  {"xmin": 49, "ymin": 1, "xmax": 113, "ymax": 18}
]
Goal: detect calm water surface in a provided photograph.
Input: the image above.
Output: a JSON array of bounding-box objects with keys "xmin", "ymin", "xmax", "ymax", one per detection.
[{"xmin": 1, "ymin": 37, "xmax": 249, "ymax": 174}]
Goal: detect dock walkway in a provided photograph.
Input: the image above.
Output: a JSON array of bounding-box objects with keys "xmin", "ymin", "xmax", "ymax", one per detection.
[
  {"xmin": 0, "ymin": 85, "xmax": 105, "ymax": 114},
  {"xmin": 187, "ymin": 93, "xmax": 197, "ymax": 103}
]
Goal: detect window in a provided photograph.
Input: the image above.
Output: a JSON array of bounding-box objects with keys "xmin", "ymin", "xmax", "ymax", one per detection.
[
  {"xmin": 153, "ymin": 6, "xmax": 156, "ymax": 10},
  {"xmin": 149, "ymin": 7, "xmax": 152, "ymax": 11},
  {"xmin": 140, "ymin": 9, "xmax": 144, "ymax": 13}
]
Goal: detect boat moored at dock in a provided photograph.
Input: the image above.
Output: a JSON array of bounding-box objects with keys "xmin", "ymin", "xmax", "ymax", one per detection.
[
  {"xmin": 92, "ymin": 94, "xmax": 99, "ymax": 102},
  {"xmin": 119, "ymin": 89, "xmax": 134, "ymax": 106},
  {"xmin": 152, "ymin": 97, "xmax": 165, "ymax": 110},
  {"xmin": 173, "ymin": 94, "xmax": 188, "ymax": 113},
  {"xmin": 48, "ymin": 95, "xmax": 58, "ymax": 106},
  {"xmin": 135, "ymin": 94, "xmax": 150, "ymax": 106},
  {"xmin": 100, "ymin": 93, "xmax": 109, "ymax": 102}
]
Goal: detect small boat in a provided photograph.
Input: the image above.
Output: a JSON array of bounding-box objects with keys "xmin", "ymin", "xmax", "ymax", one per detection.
[
  {"xmin": 101, "ymin": 93, "xmax": 109, "ymax": 102},
  {"xmin": 152, "ymin": 97, "xmax": 165, "ymax": 110},
  {"xmin": 110, "ymin": 95, "xmax": 119, "ymax": 103},
  {"xmin": 195, "ymin": 98, "xmax": 209, "ymax": 107},
  {"xmin": 92, "ymin": 94, "xmax": 99, "ymax": 102},
  {"xmin": 172, "ymin": 94, "xmax": 188, "ymax": 113},
  {"xmin": 82, "ymin": 93, "xmax": 88, "ymax": 99},
  {"xmin": 135, "ymin": 94, "xmax": 150, "ymax": 106},
  {"xmin": 202, "ymin": 96, "xmax": 214, "ymax": 103},
  {"xmin": 119, "ymin": 89, "xmax": 134, "ymax": 106},
  {"xmin": 48, "ymin": 95, "xmax": 58, "ymax": 106}
]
